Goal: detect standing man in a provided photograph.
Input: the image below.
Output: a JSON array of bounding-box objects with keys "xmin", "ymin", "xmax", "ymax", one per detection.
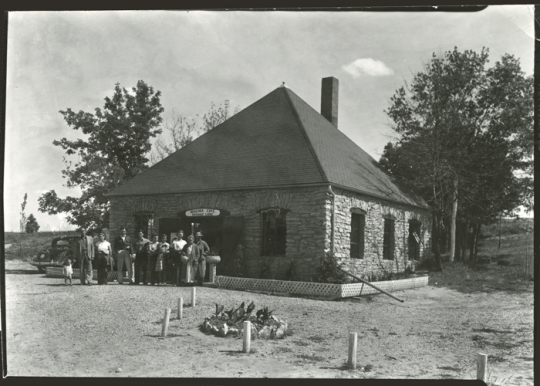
[
  {"xmin": 73, "ymin": 227, "xmax": 95, "ymax": 285},
  {"xmin": 114, "ymin": 227, "xmax": 134, "ymax": 285},
  {"xmin": 195, "ymin": 232, "xmax": 209, "ymax": 286},
  {"xmin": 133, "ymin": 230, "xmax": 150, "ymax": 285},
  {"xmin": 171, "ymin": 230, "xmax": 187, "ymax": 286}
]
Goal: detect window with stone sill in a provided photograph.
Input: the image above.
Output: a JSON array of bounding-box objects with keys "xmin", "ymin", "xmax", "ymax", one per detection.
[
  {"xmin": 382, "ymin": 217, "xmax": 395, "ymax": 260},
  {"xmin": 350, "ymin": 209, "xmax": 365, "ymax": 259},
  {"xmin": 261, "ymin": 208, "xmax": 287, "ymax": 256}
]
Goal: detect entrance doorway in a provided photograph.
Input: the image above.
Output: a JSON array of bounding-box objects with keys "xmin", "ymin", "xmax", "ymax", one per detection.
[{"xmin": 158, "ymin": 216, "xmax": 243, "ymax": 279}]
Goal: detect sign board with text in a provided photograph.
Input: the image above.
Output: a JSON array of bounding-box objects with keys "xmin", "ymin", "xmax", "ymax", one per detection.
[{"xmin": 185, "ymin": 208, "xmax": 221, "ymax": 217}]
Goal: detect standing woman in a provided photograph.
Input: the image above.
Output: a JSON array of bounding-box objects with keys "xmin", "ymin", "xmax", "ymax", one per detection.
[
  {"xmin": 172, "ymin": 230, "xmax": 187, "ymax": 286},
  {"xmin": 195, "ymin": 232, "xmax": 209, "ymax": 285},
  {"xmin": 146, "ymin": 234, "xmax": 159, "ymax": 285},
  {"xmin": 158, "ymin": 234, "xmax": 170, "ymax": 284},
  {"xmin": 95, "ymin": 232, "xmax": 114, "ymax": 285},
  {"xmin": 181, "ymin": 235, "xmax": 201, "ymax": 286}
]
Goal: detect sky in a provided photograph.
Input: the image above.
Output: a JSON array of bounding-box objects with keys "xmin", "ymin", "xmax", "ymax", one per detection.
[{"xmin": 4, "ymin": 6, "xmax": 535, "ymax": 232}]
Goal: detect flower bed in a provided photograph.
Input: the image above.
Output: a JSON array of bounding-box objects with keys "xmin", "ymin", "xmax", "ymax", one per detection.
[{"xmin": 215, "ymin": 275, "xmax": 429, "ymax": 299}]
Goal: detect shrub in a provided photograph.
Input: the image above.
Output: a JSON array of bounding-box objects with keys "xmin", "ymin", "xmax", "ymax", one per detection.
[
  {"xmin": 286, "ymin": 259, "xmax": 299, "ymax": 281},
  {"xmin": 312, "ymin": 252, "xmax": 349, "ymax": 284}
]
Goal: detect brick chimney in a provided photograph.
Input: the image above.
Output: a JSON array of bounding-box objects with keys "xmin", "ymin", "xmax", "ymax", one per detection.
[{"xmin": 321, "ymin": 77, "xmax": 339, "ymax": 127}]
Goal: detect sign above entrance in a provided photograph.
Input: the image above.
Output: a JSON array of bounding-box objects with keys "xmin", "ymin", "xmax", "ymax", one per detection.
[{"xmin": 186, "ymin": 208, "xmax": 221, "ymax": 217}]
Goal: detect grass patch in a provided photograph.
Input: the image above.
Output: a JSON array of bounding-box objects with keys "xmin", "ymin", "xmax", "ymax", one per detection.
[
  {"xmin": 472, "ymin": 328, "xmax": 513, "ymax": 334},
  {"xmin": 306, "ymin": 335, "xmax": 327, "ymax": 343},
  {"xmin": 429, "ymin": 233, "xmax": 533, "ymax": 294},
  {"xmin": 273, "ymin": 347, "xmax": 293, "ymax": 354},
  {"xmin": 297, "ymin": 354, "xmax": 326, "ymax": 362},
  {"xmin": 437, "ymin": 365, "xmax": 461, "ymax": 372},
  {"xmin": 293, "ymin": 340, "xmax": 309, "ymax": 347},
  {"xmin": 481, "ymin": 218, "xmax": 532, "ymax": 238}
]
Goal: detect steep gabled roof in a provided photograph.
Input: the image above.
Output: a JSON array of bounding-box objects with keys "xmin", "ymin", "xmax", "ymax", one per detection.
[{"xmin": 108, "ymin": 86, "xmax": 427, "ymax": 209}]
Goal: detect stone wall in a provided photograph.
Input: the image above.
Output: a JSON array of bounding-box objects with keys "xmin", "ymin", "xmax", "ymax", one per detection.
[
  {"xmin": 109, "ymin": 186, "xmax": 328, "ymax": 281},
  {"xmin": 108, "ymin": 185, "xmax": 431, "ymax": 281},
  {"xmin": 329, "ymin": 187, "xmax": 431, "ymax": 277}
]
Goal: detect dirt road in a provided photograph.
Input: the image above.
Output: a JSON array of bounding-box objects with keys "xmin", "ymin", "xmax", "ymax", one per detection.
[{"xmin": 4, "ymin": 260, "xmax": 534, "ymax": 382}]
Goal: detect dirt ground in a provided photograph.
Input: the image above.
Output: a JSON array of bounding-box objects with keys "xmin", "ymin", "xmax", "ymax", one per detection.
[{"xmin": 4, "ymin": 260, "xmax": 534, "ymax": 382}]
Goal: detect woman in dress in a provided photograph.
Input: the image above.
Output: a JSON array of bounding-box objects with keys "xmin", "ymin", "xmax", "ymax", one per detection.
[
  {"xmin": 146, "ymin": 234, "xmax": 159, "ymax": 285},
  {"xmin": 181, "ymin": 235, "xmax": 201, "ymax": 285},
  {"xmin": 95, "ymin": 232, "xmax": 114, "ymax": 285},
  {"xmin": 172, "ymin": 230, "xmax": 187, "ymax": 286}
]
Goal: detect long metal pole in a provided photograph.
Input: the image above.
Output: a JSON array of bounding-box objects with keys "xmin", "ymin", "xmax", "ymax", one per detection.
[{"xmin": 338, "ymin": 268, "xmax": 404, "ymax": 303}]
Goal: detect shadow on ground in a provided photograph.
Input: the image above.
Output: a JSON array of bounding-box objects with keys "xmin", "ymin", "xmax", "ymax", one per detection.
[
  {"xmin": 143, "ymin": 333, "xmax": 185, "ymax": 338},
  {"xmin": 5, "ymin": 269, "xmax": 41, "ymax": 275}
]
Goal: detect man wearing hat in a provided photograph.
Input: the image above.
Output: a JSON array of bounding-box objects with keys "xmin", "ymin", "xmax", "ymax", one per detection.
[{"xmin": 195, "ymin": 232, "xmax": 209, "ymax": 285}]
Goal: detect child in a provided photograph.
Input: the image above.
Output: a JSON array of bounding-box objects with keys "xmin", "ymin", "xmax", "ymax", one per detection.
[
  {"xmin": 63, "ymin": 258, "xmax": 73, "ymax": 286},
  {"xmin": 155, "ymin": 244, "xmax": 167, "ymax": 285}
]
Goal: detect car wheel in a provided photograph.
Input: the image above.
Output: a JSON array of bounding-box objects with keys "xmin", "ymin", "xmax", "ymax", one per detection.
[{"xmin": 37, "ymin": 267, "xmax": 46, "ymax": 274}]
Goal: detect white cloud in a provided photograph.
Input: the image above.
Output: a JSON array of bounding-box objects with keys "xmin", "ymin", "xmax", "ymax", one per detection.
[{"xmin": 342, "ymin": 58, "xmax": 394, "ymax": 78}]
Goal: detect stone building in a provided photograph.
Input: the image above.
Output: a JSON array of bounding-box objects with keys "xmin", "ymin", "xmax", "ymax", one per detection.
[{"xmin": 107, "ymin": 77, "xmax": 431, "ymax": 281}]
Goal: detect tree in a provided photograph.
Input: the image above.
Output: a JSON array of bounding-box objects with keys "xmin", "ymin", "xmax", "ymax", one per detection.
[
  {"xmin": 152, "ymin": 110, "xmax": 198, "ymax": 163},
  {"xmin": 38, "ymin": 80, "xmax": 164, "ymax": 229},
  {"xmin": 20, "ymin": 193, "xmax": 27, "ymax": 233},
  {"xmin": 150, "ymin": 100, "xmax": 240, "ymax": 164},
  {"xmin": 25, "ymin": 214, "xmax": 40, "ymax": 233},
  {"xmin": 198, "ymin": 100, "xmax": 241, "ymax": 133},
  {"xmin": 381, "ymin": 48, "xmax": 533, "ymax": 266}
]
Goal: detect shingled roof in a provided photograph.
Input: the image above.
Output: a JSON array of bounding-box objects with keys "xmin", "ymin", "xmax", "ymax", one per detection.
[{"xmin": 108, "ymin": 85, "xmax": 428, "ymax": 209}]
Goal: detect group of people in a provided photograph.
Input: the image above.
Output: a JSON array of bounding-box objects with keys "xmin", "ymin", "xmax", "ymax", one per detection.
[{"xmin": 66, "ymin": 227, "xmax": 211, "ymax": 286}]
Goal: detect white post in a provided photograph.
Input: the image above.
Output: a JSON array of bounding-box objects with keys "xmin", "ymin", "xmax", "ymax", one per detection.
[
  {"xmin": 348, "ymin": 332, "xmax": 357, "ymax": 369},
  {"xmin": 191, "ymin": 287, "xmax": 196, "ymax": 307},
  {"xmin": 477, "ymin": 353, "xmax": 487, "ymax": 382},
  {"xmin": 243, "ymin": 321, "xmax": 251, "ymax": 353},
  {"xmin": 161, "ymin": 308, "xmax": 171, "ymax": 337},
  {"xmin": 178, "ymin": 298, "xmax": 183, "ymax": 319}
]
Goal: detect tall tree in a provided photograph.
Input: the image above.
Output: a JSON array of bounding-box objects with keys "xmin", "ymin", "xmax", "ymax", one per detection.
[
  {"xmin": 150, "ymin": 100, "xmax": 241, "ymax": 163},
  {"xmin": 38, "ymin": 80, "xmax": 164, "ymax": 229},
  {"xmin": 19, "ymin": 193, "xmax": 27, "ymax": 233},
  {"xmin": 381, "ymin": 48, "xmax": 533, "ymax": 267},
  {"xmin": 25, "ymin": 214, "xmax": 40, "ymax": 233}
]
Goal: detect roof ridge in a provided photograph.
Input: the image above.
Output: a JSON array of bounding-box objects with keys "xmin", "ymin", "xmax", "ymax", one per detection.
[{"xmin": 281, "ymin": 87, "xmax": 329, "ymax": 183}]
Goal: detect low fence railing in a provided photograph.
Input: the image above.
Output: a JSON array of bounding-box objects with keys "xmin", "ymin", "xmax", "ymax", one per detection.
[{"xmin": 215, "ymin": 275, "xmax": 428, "ymax": 299}]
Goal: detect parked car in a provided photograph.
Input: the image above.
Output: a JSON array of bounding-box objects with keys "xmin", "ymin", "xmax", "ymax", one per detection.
[{"xmin": 29, "ymin": 236, "xmax": 80, "ymax": 273}]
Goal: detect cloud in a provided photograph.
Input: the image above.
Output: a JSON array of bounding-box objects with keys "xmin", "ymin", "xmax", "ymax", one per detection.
[{"xmin": 342, "ymin": 58, "xmax": 394, "ymax": 78}]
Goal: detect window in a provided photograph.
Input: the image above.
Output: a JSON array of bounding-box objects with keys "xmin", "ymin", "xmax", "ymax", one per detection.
[
  {"xmin": 408, "ymin": 221, "xmax": 421, "ymax": 261},
  {"xmin": 261, "ymin": 209, "xmax": 287, "ymax": 256},
  {"xmin": 350, "ymin": 211, "xmax": 365, "ymax": 259},
  {"xmin": 383, "ymin": 218, "xmax": 395, "ymax": 260}
]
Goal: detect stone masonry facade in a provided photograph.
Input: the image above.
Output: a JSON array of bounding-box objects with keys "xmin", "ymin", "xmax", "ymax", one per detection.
[
  {"xmin": 329, "ymin": 187, "xmax": 431, "ymax": 277},
  {"xmin": 109, "ymin": 185, "xmax": 430, "ymax": 282},
  {"xmin": 109, "ymin": 186, "xmax": 328, "ymax": 282}
]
